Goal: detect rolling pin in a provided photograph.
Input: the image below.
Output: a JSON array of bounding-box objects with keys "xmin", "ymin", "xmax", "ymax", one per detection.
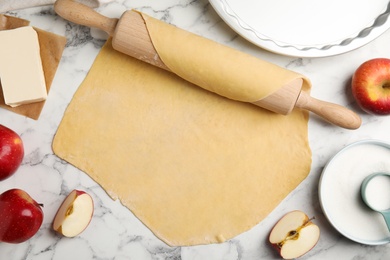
[{"xmin": 54, "ymin": 0, "xmax": 362, "ymax": 130}]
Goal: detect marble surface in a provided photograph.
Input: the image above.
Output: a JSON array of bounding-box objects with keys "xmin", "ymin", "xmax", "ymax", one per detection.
[{"xmin": 1, "ymin": 0, "xmax": 390, "ymax": 259}]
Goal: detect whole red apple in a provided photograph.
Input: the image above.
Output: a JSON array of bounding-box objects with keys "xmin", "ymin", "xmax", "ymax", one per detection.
[
  {"xmin": 351, "ymin": 58, "xmax": 390, "ymax": 115},
  {"xmin": 0, "ymin": 124, "xmax": 24, "ymax": 181},
  {"xmin": 0, "ymin": 189, "xmax": 43, "ymax": 243}
]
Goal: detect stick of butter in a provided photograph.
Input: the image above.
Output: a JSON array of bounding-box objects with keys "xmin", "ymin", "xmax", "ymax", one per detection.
[{"xmin": 0, "ymin": 26, "xmax": 47, "ymax": 107}]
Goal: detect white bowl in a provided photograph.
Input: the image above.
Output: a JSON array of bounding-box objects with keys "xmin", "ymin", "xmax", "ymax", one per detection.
[{"xmin": 319, "ymin": 139, "xmax": 390, "ymax": 245}]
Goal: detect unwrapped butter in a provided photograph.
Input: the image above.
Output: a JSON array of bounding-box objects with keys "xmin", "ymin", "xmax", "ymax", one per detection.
[{"xmin": 0, "ymin": 26, "xmax": 47, "ymax": 107}]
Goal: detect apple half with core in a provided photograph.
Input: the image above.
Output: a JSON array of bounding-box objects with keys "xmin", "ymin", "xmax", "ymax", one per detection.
[
  {"xmin": 351, "ymin": 58, "xmax": 390, "ymax": 115},
  {"xmin": 53, "ymin": 190, "xmax": 94, "ymax": 237},
  {"xmin": 269, "ymin": 210, "xmax": 320, "ymax": 259},
  {"xmin": 0, "ymin": 124, "xmax": 24, "ymax": 181},
  {"xmin": 0, "ymin": 189, "xmax": 43, "ymax": 243}
]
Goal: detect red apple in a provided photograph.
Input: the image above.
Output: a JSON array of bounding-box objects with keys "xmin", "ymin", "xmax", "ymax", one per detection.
[
  {"xmin": 351, "ymin": 58, "xmax": 390, "ymax": 115},
  {"xmin": 0, "ymin": 189, "xmax": 43, "ymax": 243},
  {"xmin": 53, "ymin": 190, "xmax": 94, "ymax": 237},
  {"xmin": 269, "ymin": 210, "xmax": 320, "ymax": 259},
  {"xmin": 0, "ymin": 124, "xmax": 24, "ymax": 181}
]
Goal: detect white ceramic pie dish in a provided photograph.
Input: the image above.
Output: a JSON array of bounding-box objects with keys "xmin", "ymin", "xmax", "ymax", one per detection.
[{"xmin": 210, "ymin": 0, "xmax": 390, "ymax": 57}]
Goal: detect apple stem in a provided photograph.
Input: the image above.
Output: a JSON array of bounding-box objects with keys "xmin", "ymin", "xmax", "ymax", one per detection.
[
  {"xmin": 39, "ymin": 203, "xmax": 44, "ymax": 208},
  {"xmin": 302, "ymin": 216, "xmax": 316, "ymax": 227}
]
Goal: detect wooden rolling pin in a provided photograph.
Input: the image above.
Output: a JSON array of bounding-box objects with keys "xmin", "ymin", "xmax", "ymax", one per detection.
[{"xmin": 54, "ymin": 0, "xmax": 361, "ymax": 129}]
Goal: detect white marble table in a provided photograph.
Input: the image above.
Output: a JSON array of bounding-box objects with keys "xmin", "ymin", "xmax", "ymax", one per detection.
[{"xmin": 1, "ymin": 0, "xmax": 390, "ymax": 259}]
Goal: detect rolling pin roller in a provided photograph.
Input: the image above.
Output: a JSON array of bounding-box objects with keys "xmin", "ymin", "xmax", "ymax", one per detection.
[{"xmin": 54, "ymin": 0, "xmax": 362, "ymax": 129}]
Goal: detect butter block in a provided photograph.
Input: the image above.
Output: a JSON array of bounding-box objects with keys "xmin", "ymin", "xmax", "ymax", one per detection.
[{"xmin": 0, "ymin": 26, "xmax": 47, "ymax": 107}]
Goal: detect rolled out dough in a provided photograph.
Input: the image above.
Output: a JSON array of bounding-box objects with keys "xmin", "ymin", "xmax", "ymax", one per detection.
[
  {"xmin": 141, "ymin": 12, "xmax": 311, "ymax": 103},
  {"xmin": 53, "ymin": 39, "xmax": 312, "ymax": 246}
]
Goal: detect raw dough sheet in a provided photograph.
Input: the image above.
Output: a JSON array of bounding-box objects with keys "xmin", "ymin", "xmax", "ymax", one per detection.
[{"xmin": 53, "ymin": 39, "xmax": 312, "ymax": 246}]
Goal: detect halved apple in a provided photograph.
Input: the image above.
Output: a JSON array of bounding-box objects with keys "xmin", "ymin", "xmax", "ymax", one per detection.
[
  {"xmin": 269, "ymin": 210, "xmax": 320, "ymax": 259},
  {"xmin": 53, "ymin": 190, "xmax": 94, "ymax": 237}
]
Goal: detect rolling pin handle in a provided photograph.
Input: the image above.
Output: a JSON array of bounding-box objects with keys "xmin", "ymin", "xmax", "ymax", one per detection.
[
  {"xmin": 54, "ymin": 0, "xmax": 118, "ymax": 36},
  {"xmin": 296, "ymin": 91, "xmax": 362, "ymax": 130}
]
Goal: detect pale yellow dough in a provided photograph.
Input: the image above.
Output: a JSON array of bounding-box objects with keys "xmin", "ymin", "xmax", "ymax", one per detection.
[
  {"xmin": 141, "ymin": 13, "xmax": 311, "ymax": 102},
  {"xmin": 53, "ymin": 39, "xmax": 312, "ymax": 246}
]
